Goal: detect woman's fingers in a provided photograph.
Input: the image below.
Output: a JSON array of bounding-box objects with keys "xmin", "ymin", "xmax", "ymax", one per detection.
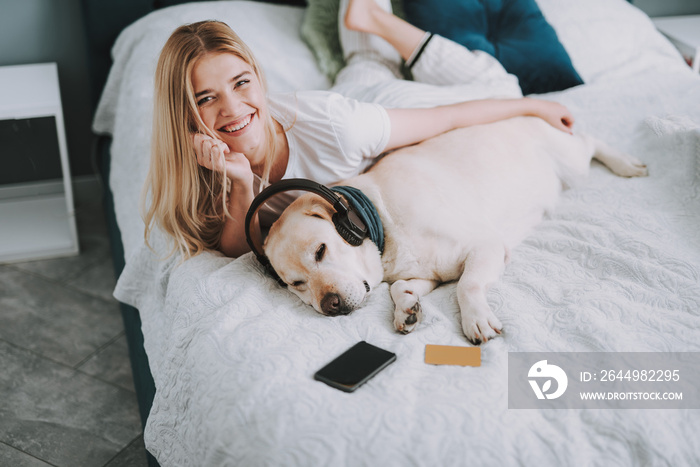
[
  {"xmin": 539, "ymin": 101, "xmax": 575, "ymax": 135},
  {"xmin": 562, "ymin": 115, "xmax": 575, "ymax": 133},
  {"xmin": 193, "ymin": 133, "xmax": 208, "ymax": 163},
  {"xmin": 191, "ymin": 133, "xmax": 252, "ymax": 182},
  {"xmin": 193, "ymin": 133, "xmax": 230, "ymax": 170},
  {"xmin": 559, "ymin": 111, "xmax": 575, "ymax": 134},
  {"xmin": 193, "ymin": 133, "xmax": 210, "ymax": 169}
]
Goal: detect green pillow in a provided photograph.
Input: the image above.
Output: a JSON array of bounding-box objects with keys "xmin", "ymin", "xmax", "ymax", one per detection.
[{"xmin": 301, "ymin": 0, "xmax": 404, "ymax": 80}]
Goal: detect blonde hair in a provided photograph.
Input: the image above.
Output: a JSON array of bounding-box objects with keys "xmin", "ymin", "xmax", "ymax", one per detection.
[{"xmin": 143, "ymin": 20, "xmax": 278, "ymax": 259}]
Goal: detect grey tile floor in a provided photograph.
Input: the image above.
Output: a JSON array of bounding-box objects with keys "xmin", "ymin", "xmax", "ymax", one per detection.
[{"xmin": 0, "ymin": 195, "xmax": 149, "ymax": 466}]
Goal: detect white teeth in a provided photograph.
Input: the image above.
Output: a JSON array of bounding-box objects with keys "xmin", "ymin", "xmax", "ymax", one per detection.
[{"xmin": 221, "ymin": 114, "xmax": 252, "ymax": 133}]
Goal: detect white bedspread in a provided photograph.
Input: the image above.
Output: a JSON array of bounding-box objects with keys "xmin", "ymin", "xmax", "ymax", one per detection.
[{"xmin": 96, "ymin": 0, "xmax": 700, "ymax": 464}]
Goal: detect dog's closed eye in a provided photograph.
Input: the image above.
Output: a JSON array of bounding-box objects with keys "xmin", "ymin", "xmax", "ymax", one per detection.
[
  {"xmin": 315, "ymin": 244, "xmax": 326, "ymax": 262},
  {"xmin": 291, "ymin": 280, "xmax": 305, "ymax": 288}
]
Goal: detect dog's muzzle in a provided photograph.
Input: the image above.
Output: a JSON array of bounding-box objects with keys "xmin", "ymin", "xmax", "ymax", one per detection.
[
  {"xmin": 321, "ymin": 281, "xmax": 371, "ymax": 316},
  {"xmin": 321, "ymin": 293, "xmax": 352, "ymax": 316}
]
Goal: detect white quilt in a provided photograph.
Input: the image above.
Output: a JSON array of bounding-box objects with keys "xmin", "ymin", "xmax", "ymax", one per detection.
[{"xmin": 96, "ymin": 0, "xmax": 700, "ymax": 465}]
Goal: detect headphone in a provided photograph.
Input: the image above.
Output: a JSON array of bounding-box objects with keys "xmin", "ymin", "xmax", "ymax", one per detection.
[{"xmin": 244, "ymin": 178, "xmax": 369, "ymax": 285}]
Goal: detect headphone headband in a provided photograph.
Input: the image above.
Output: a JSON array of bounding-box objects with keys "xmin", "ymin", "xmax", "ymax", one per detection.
[{"xmin": 244, "ymin": 178, "xmax": 368, "ymax": 285}]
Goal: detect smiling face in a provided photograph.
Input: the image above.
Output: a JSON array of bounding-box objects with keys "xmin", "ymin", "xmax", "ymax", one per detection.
[
  {"xmin": 191, "ymin": 52, "xmax": 269, "ymax": 168},
  {"xmin": 264, "ymin": 194, "xmax": 385, "ymax": 316}
]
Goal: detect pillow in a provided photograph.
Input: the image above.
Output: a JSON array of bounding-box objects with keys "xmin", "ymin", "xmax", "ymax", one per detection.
[
  {"xmin": 402, "ymin": 0, "xmax": 584, "ymax": 95},
  {"xmin": 301, "ymin": 0, "xmax": 405, "ymax": 80}
]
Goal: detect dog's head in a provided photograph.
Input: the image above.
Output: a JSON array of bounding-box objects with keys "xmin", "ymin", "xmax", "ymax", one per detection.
[{"xmin": 264, "ymin": 193, "xmax": 384, "ymax": 316}]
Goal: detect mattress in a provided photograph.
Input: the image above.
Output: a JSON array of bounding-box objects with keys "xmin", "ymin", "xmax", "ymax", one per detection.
[{"xmin": 93, "ymin": 0, "xmax": 700, "ymax": 464}]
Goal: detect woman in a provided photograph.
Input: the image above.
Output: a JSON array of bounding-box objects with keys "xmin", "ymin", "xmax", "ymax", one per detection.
[{"xmin": 144, "ymin": 0, "xmax": 574, "ymax": 259}]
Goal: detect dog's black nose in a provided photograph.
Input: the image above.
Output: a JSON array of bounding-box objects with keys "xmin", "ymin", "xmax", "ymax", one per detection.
[{"xmin": 321, "ymin": 293, "xmax": 345, "ymax": 316}]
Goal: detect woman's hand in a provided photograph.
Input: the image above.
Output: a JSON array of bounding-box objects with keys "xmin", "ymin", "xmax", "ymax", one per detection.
[
  {"xmin": 527, "ymin": 98, "xmax": 575, "ymax": 134},
  {"xmin": 193, "ymin": 133, "xmax": 254, "ymax": 184}
]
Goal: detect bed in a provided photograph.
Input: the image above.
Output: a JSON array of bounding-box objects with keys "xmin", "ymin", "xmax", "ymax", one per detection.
[{"xmin": 84, "ymin": 0, "xmax": 700, "ymax": 465}]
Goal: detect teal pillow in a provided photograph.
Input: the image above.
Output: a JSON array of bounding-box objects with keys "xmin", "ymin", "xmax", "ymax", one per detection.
[
  {"xmin": 301, "ymin": 0, "xmax": 405, "ymax": 80},
  {"xmin": 402, "ymin": 0, "xmax": 584, "ymax": 95}
]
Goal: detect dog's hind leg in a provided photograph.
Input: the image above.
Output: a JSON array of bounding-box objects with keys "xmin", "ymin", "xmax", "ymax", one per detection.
[
  {"xmin": 391, "ymin": 279, "xmax": 439, "ymax": 334},
  {"xmin": 587, "ymin": 136, "xmax": 648, "ymax": 178},
  {"xmin": 457, "ymin": 241, "xmax": 506, "ymax": 345}
]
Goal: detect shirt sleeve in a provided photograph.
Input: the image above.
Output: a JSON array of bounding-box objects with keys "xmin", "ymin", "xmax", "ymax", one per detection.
[{"xmin": 327, "ymin": 93, "xmax": 391, "ymax": 168}]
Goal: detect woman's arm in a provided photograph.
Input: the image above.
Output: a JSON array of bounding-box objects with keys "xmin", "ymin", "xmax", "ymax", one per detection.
[
  {"xmin": 384, "ymin": 97, "xmax": 574, "ymax": 152},
  {"xmin": 193, "ymin": 133, "xmax": 257, "ymax": 257},
  {"xmin": 219, "ymin": 180, "xmax": 257, "ymax": 258}
]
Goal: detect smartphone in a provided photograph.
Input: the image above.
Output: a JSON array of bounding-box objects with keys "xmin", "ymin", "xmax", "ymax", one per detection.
[{"xmin": 314, "ymin": 341, "xmax": 397, "ymax": 392}]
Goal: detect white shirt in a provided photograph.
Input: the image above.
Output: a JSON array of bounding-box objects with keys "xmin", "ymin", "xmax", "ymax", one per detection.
[{"xmin": 254, "ymin": 90, "xmax": 391, "ymax": 224}]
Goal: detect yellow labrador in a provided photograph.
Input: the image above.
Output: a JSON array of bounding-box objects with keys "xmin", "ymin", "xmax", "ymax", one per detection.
[{"xmin": 263, "ymin": 117, "xmax": 647, "ymax": 344}]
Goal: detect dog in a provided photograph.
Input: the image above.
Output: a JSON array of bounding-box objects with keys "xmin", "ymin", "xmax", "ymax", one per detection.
[{"xmin": 263, "ymin": 117, "xmax": 648, "ymax": 344}]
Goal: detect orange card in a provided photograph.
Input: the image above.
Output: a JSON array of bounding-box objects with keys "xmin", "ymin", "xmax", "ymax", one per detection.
[{"xmin": 425, "ymin": 344, "xmax": 481, "ymax": 367}]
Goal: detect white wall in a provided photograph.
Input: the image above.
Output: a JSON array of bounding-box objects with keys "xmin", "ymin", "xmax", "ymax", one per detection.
[{"xmin": 633, "ymin": 0, "xmax": 700, "ymax": 17}]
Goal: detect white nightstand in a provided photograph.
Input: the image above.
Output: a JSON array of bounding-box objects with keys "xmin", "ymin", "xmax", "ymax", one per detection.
[
  {"xmin": 652, "ymin": 15, "xmax": 700, "ymax": 73},
  {"xmin": 0, "ymin": 63, "xmax": 79, "ymax": 262}
]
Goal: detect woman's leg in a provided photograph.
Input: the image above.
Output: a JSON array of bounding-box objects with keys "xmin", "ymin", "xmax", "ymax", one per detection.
[
  {"xmin": 334, "ymin": 0, "xmax": 521, "ymax": 105},
  {"xmin": 332, "ymin": 0, "xmax": 404, "ymax": 98},
  {"xmin": 344, "ymin": 0, "xmax": 425, "ymax": 62},
  {"xmin": 342, "ymin": 0, "xmax": 521, "ymax": 97},
  {"xmin": 409, "ymin": 35, "xmax": 521, "ymax": 96}
]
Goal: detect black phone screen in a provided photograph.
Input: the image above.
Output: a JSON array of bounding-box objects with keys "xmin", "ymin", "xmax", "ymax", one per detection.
[{"xmin": 314, "ymin": 341, "xmax": 396, "ymax": 392}]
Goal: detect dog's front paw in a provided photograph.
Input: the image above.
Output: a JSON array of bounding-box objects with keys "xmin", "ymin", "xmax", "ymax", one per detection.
[
  {"xmin": 461, "ymin": 308, "xmax": 502, "ymax": 345},
  {"xmin": 607, "ymin": 152, "xmax": 649, "ymax": 178},
  {"xmin": 618, "ymin": 155, "xmax": 648, "ymax": 178},
  {"xmin": 393, "ymin": 292, "xmax": 422, "ymax": 335}
]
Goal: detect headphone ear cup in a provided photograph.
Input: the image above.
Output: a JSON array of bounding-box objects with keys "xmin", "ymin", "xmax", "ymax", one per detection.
[{"xmin": 333, "ymin": 212, "xmax": 365, "ymax": 246}]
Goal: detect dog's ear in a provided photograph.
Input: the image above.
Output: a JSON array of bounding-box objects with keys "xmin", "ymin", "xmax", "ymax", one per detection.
[{"xmin": 303, "ymin": 195, "xmax": 334, "ymax": 222}]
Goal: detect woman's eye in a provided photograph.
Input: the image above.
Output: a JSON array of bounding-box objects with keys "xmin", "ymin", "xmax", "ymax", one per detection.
[
  {"xmin": 235, "ymin": 79, "xmax": 250, "ymax": 88},
  {"xmin": 197, "ymin": 96, "xmax": 213, "ymax": 106},
  {"xmin": 315, "ymin": 244, "xmax": 326, "ymax": 262}
]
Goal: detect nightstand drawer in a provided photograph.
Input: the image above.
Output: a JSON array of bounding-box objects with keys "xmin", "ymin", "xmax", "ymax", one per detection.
[{"xmin": 0, "ymin": 117, "xmax": 62, "ymax": 185}]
